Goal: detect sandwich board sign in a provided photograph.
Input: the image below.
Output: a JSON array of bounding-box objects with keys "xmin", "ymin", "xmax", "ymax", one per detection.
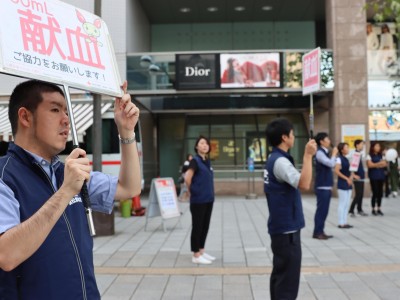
[
  {"xmin": 0, "ymin": 0, "xmax": 122, "ymax": 97},
  {"xmin": 145, "ymin": 178, "xmax": 182, "ymax": 232}
]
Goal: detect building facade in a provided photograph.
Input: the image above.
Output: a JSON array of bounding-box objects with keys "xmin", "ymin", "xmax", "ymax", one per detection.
[{"xmin": 0, "ymin": 0, "xmax": 371, "ymax": 195}]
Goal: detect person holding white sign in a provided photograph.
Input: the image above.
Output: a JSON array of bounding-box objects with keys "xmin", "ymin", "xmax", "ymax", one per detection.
[
  {"xmin": 185, "ymin": 136, "xmax": 215, "ymax": 265},
  {"xmin": 313, "ymin": 132, "xmax": 338, "ymax": 240},
  {"xmin": 0, "ymin": 80, "xmax": 141, "ymax": 299},
  {"xmin": 349, "ymin": 140, "xmax": 368, "ymax": 217},
  {"xmin": 264, "ymin": 118, "xmax": 317, "ymax": 300}
]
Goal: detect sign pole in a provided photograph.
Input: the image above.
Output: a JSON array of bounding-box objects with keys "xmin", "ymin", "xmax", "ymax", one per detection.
[
  {"xmin": 302, "ymin": 47, "xmax": 321, "ymax": 139},
  {"xmin": 63, "ymin": 84, "xmax": 96, "ymax": 236},
  {"xmin": 309, "ymin": 93, "xmax": 314, "ymax": 138}
]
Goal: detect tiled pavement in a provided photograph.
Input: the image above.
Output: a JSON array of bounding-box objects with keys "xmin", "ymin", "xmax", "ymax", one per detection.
[{"xmin": 94, "ymin": 194, "xmax": 400, "ymax": 299}]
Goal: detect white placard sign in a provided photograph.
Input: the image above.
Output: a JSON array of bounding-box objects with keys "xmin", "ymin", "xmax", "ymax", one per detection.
[
  {"xmin": 148, "ymin": 178, "xmax": 181, "ymax": 219},
  {"xmin": 0, "ymin": 0, "xmax": 122, "ymax": 97},
  {"xmin": 145, "ymin": 178, "xmax": 182, "ymax": 232},
  {"xmin": 302, "ymin": 47, "xmax": 321, "ymax": 95}
]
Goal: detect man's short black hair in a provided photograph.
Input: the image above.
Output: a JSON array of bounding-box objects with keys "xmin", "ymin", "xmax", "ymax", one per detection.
[
  {"xmin": 354, "ymin": 139, "xmax": 364, "ymax": 148},
  {"xmin": 265, "ymin": 118, "xmax": 293, "ymax": 147},
  {"xmin": 315, "ymin": 132, "xmax": 329, "ymax": 146},
  {"xmin": 9, "ymin": 80, "xmax": 65, "ymax": 136}
]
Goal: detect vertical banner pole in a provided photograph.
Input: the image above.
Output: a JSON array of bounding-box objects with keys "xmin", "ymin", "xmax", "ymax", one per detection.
[
  {"xmin": 309, "ymin": 93, "xmax": 314, "ymax": 139},
  {"xmin": 63, "ymin": 84, "xmax": 96, "ymax": 236}
]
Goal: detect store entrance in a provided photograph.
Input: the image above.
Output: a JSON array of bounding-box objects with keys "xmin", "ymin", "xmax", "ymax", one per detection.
[{"xmin": 158, "ymin": 113, "xmax": 309, "ymax": 184}]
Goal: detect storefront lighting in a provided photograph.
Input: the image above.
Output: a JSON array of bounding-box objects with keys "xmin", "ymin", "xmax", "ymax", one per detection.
[
  {"xmin": 261, "ymin": 6, "xmax": 273, "ymax": 11},
  {"xmin": 207, "ymin": 7, "xmax": 218, "ymax": 12},
  {"xmin": 139, "ymin": 55, "xmax": 152, "ymax": 68},
  {"xmin": 234, "ymin": 6, "xmax": 245, "ymax": 12},
  {"xmin": 180, "ymin": 7, "xmax": 191, "ymax": 13}
]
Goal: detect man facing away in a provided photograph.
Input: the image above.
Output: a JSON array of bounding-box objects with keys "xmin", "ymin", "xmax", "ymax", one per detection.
[
  {"xmin": 264, "ymin": 118, "xmax": 317, "ymax": 300},
  {"xmin": 0, "ymin": 80, "xmax": 141, "ymax": 299},
  {"xmin": 313, "ymin": 132, "xmax": 338, "ymax": 240}
]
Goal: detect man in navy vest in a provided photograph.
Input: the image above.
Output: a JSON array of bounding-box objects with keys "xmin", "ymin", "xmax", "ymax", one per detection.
[
  {"xmin": 264, "ymin": 118, "xmax": 316, "ymax": 300},
  {"xmin": 0, "ymin": 80, "xmax": 141, "ymax": 299},
  {"xmin": 313, "ymin": 132, "xmax": 338, "ymax": 240}
]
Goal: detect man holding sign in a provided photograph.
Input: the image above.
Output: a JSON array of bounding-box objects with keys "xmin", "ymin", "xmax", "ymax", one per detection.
[{"xmin": 0, "ymin": 80, "xmax": 141, "ymax": 299}]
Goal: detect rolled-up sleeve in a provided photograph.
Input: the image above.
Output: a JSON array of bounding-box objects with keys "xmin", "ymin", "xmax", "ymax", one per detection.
[
  {"xmin": 316, "ymin": 150, "xmax": 336, "ymax": 168},
  {"xmin": 87, "ymin": 171, "xmax": 118, "ymax": 214},
  {"xmin": 273, "ymin": 157, "xmax": 301, "ymax": 189},
  {"xmin": 0, "ymin": 179, "xmax": 20, "ymax": 234}
]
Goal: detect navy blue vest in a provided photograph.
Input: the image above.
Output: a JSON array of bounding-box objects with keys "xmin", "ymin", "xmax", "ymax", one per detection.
[
  {"xmin": 264, "ymin": 147, "xmax": 305, "ymax": 235},
  {"xmin": 314, "ymin": 147, "xmax": 334, "ymax": 188},
  {"xmin": 190, "ymin": 155, "xmax": 214, "ymax": 203},
  {"xmin": 354, "ymin": 151, "xmax": 365, "ymax": 179},
  {"xmin": 368, "ymin": 153, "xmax": 386, "ymax": 181},
  {"xmin": 0, "ymin": 143, "xmax": 100, "ymax": 300},
  {"xmin": 337, "ymin": 155, "xmax": 352, "ymax": 190}
]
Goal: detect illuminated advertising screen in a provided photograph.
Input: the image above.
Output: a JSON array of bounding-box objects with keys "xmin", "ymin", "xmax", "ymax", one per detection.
[
  {"xmin": 175, "ymin": 54, "xmax": 219, "ymax": 90},
  {"xmin": 220, "ymin": 53, "xmax": 281, "ymax": 88}
]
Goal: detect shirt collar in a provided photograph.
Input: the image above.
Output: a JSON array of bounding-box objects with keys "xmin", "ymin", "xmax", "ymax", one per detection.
[
  {"xmin": 24, "ymin": 150, "xmax": 61, "ymax": 170},
  {"xmin": 321, "ymin": 146, "xmax": 329, "ymax": 152}
]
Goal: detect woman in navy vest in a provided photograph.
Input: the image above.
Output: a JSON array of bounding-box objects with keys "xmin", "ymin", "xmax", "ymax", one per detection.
[
  {"xmin": 367, "ymin": 142, "xmax": 387, "ymax": 215},
  {"xmin": 185, "ymin": 136, "xmax": 215, "ymax": 264},
  {"xmin": 334, "ymin": 143, "xmax": 354, "ymax": 229}
]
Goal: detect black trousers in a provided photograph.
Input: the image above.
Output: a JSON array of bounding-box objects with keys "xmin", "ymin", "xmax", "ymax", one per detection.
[
  {"xmin": 190, "ymin": 202, "xmax": 213, "ymax": 252},
  {"xmin": 370, "ymin": 179, "xmax": 384, "ymax": 208},
  {"xmin": 270, "ymin": 230, "xmax": 302, "ymax": 300},
  {"xmin": 349, "ymin": 181, "xmax": 364, "ymax": 213}
]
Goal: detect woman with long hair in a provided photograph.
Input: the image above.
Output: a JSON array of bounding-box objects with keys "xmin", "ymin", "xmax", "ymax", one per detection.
[
  {"xmin": 185, "ymin": 136, "xmax": 215, "ymax": 264},
  {"xmin": 366, "ymin": 142, "xmax": 387, "ymax": 215},
  {"xmin": 334, "ymin": 143, "xmax": 353, "ymax": 229}
]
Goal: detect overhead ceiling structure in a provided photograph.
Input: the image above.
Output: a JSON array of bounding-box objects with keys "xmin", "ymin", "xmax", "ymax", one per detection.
[{"xmin": 138, "ymin": 0, "xmax": 326, "ymax": 24}]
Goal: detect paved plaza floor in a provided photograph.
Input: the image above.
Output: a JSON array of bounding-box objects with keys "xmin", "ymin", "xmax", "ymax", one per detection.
[{"xmin": 94, "ymin": 194, "xmax": 400, "ymax": 299}]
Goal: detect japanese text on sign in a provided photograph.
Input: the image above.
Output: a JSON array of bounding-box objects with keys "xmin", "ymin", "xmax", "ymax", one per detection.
[
  {"xmin": 0, "ymin": 0, "xmax": 122, "ymax": 96},
  {"xmin": 302, "ymin": 48, "xmax": 321, "ymax": 95}
]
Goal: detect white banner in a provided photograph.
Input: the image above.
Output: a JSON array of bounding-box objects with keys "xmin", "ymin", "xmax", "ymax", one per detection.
[{"xmin": 0, "ymin": 0, "xmax": 122, "ymax": 97}]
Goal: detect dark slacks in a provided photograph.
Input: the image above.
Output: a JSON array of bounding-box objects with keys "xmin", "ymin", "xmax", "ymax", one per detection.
[
  {"xmin": 190, "ymin": 202, "xmax": 213, "ymax": 252},
  {"xmin": 270, "ymin": 231, "xmax": 302, "ymax": 300},
  {"xmin": 313, "ymin": 189, "xmax": 331, "ymax": 235},
  {"xmin": 349, "ymin": 181, "xmax": 364, "ymax": 213},
  {"xmin": 370, "ymin": 179, "xmax": 384, "ymax": 208}
]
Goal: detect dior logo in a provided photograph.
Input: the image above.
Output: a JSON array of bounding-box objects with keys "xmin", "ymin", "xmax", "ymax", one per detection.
[
  {"xmin": 69, "ymin": 195, "xmax": 83, "ymax": 206},
  {"xmin": 185, "ymin": 67, "xmax": 211, "ymax": 77}
]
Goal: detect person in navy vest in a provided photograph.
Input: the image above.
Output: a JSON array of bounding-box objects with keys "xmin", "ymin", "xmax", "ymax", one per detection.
[
  {"xmin": 185, "ymin": 136, "xmax": 215, "ymax": 265},
  {"xmin": 366, "ymin": 142, "xmax": 387, "ymax": 216},
  {"xmin": 264, "ymin": 118, "xmax": 316, "ymax": 300},
  {"xmin": 349, "ymin": 140, "xmax": 368, "ymax": 217},
  {"xmin": 313, "ymin": 132, "xmax": 338, "ymax": 240},
  {"xmin": 334, "ymin": 143, "xmax": 354, "ymax": 229},
  {"xmin": 0, "ymin": 80, "xmax": 141, "ymax": 299}
]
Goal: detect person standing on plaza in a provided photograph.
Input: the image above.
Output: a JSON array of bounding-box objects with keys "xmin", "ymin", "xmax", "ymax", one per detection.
[
  {"xmin": 367, "ymin": 142, "xmax": 387, "ymax": 216},
  {"xmin": 0, "ymin": 80, "xmax": 141, "ymax": 299},
  {"xmin": 264, "ymin": 118, "xmax": 317, "ymax": 300},
  {"xmin": 178, "ymin": 153, "xmax": 193, "ymax": 202},
  {"xmin": 388, "ymin": 157, "xmax": 399, "ymax": 197},
  {"xmin": 349, "ymin": 139, "xmax": 368, "ymax": 217},
  {"xmin": 185, "ymin": 136, "xmax": 215, "ymax": 264},
  {"xmin": 335, "ymin": 143, "xmax": 354, "ymax": 229},
  {"xmin": 313, "ymin": 132, "xmax": 338, "ymax": 240}
]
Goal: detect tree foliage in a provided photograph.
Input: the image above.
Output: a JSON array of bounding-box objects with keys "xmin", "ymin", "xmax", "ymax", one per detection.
[{"xmin": 366, "ymin": 0, "xmax": 400, "ymax": 36}]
